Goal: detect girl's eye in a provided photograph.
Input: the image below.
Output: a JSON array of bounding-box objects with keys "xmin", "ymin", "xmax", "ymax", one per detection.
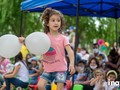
[
  {"xmin": 58, "ymin": 20, "xmax": 60, "ymax": 22},
  {"xmin": 52, "ymin": 20, "xmax": 55, "ymax": 22},
  {"xmin": 50, "ymin": 19, "xmax": 60, "ymax": 22}
]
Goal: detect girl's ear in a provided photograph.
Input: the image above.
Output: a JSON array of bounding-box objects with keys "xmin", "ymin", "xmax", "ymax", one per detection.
[{"xmin": 47, "ymin": 23, "xmax": 49, "ymax": 26}]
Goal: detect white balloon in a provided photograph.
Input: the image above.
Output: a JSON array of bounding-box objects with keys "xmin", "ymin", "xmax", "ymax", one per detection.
[
  {"xmin": 25, "ymin": 32, "xmax": 51, "ymax": 55},
  {"xmin": 0, "ymin": 34, "xmax": 22, "ymax": 58}
]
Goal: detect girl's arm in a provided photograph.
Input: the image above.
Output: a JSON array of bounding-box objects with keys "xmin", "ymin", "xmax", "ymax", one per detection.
[
  {"xmin": 65, "ymin": 45, "xmax": 75, "ymax": 75},
  {"xmin": 31, "ymin": 67, "xmax": 40, "ymax": 73},
  {"xmin": 29, "ymin": 73, "xmax": 39, "ymax": 77},
  {"xmin": 97, "ymin": 79, "xmax": 104, "ymax": 90},
  {"xmin": 3, "ymin": 64, "xmax": 20, "ymax": 78},
  {"xmin": 90, "ymin": 77, "xmax": 99, "ymax": 86},
  {"xmin": 112, "ymin": 87, "xmax": 117, "ymax": 90},
  {"xmin": 37, "ymin": 61, "xmax": 44, "ymax": 74},
  {"xmin": 0, "ymin": 70, "xmax": 5, "ymax": 74},
  {"xmin": 105, "ymin": 57, "xmax": 120, "ymax": 69},
  {"xmin": 76, "ymin": 80, "xmax": 91, "ymax": 85},
  {"xmin": 76, "ymin": 76, "xmax": 85, "ymax": 81},
  {"xmin": 105, "ymin": 62, "xmax": 118, "ymax": 69}
]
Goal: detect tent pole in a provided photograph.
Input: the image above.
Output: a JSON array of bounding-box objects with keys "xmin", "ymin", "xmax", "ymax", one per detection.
[
  {"xmin": 72, "ymin": 0, "xmax": 80, "ymax": 89},
  {"xmin": 115, "ymin": 19, "xmax": 118, "ymax": 47},
  {"xmin": 20, "ymin": 11, "xmax": 23, "ymax": 36}
]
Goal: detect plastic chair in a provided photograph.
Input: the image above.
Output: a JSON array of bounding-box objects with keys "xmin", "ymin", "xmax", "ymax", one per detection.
[
  {"xmin": 66, "ymin": 80, "xmax": 71, "ymax": 90},
  {"xmin": 73, "ymin": 84, "xmax": 83, "ymax": 90},
  {"xmin": 29, "ymin": 76, "xmax": 40, "ymax": 90}
]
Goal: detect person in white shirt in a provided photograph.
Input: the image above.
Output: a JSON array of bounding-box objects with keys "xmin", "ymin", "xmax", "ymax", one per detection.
[
  {"xmin": 3, "ymin": 52, "xmax": 29, "ymax": 90},
  {"xmin": 90, "ymin": 68, "xmax": 105, "ymax": 90},
  {"xmin": 89, "ymin": 43, "xmax": 108, "ymax": 63},
  {"xmin": 78, "ymin": 48, "xmax": 89, "ymax": 63},
  {"xmin": 103, "ymin": 70, "xmax": 118, "ymax": 90}
]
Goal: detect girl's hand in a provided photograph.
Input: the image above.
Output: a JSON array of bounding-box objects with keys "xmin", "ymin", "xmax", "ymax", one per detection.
[
  {"xmin": 2, "ymin": 74, "xmax": 5, "ymax": 79},
  {"xmin": 32, "ymin": 68, "xmax": 36, "ymax": 71},
  {"xmin": 96, "ymin": 76, "xmax": 100, "ymax": 80},
  {"xmin": 29, "ymin": 75, "xmax": 32, "ymax": 77},
  {"xmin": 69, "ymin": 64, "xmax": 75, "ymax": 75}
]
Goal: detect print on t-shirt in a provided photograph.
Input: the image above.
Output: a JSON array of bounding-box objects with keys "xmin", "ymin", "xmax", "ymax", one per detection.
[{"xmin": 43, "ymin": 47, "xmax": 60, "ymax": 64}]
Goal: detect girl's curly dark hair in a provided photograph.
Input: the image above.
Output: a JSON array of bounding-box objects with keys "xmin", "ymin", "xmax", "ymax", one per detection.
[{"xmin": 41, "ymin": 8, "xmax": 66, "ymax": 33}]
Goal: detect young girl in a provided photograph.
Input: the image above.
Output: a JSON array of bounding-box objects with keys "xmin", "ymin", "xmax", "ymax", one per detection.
[
  {"xmin": 90, "ymin": 68, "xmax": 105, "ymax": 90},
  {"xmin": 28, "ymin": 56, "xmax": 39, "ymax": 85},
  {"xmin": 3, "ymin": 52, "xmax": 29, "ymax": 90},
  {"xmin": 74, "ymin": 60, "xmax": 87, "ymax": 84},
  {"xmin": 37, "ymin": 8, "xmax": 75, "ymax": 90},
  {"xmin": 103, "ymin": 70, "xmax": 118, "ymax": 90},
  {"xmin": 0, "ymin": 56, "xmax": 11, "ymax": 88}
]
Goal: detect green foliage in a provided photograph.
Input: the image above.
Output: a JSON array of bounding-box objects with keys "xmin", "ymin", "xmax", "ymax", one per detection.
[{"xmin": 0, "ymin": 0, "xmax": 120, "ymax": 52}]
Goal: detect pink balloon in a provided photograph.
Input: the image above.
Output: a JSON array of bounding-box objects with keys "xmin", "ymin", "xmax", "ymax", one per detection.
[{"xmin": 98, "ymin": 39, "xmax": 104, "ymax": 46}]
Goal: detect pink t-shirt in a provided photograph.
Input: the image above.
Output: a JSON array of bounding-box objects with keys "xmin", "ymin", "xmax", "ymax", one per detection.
[
  {"xmin": 0, "ymin": 58, "xmax": 11, "ymax": 74},
  {"xmin": 42, "ymin": 33, "xmax": 70, "ymax": 72}
]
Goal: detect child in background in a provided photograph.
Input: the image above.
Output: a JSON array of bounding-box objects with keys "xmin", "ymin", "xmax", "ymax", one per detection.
[
  {"xmin": 90, "ymin": 68, "xmax": 105, "ymax": 90},
  {"xmin": 74, "ymin": 60, "xmax": 87, "ymax": 84},
  {"xmin": 0, "ymin": 64, "xmax": 15, "ymax": 90},
  {"xmin": 0, "ymin": 56, "xmax": 11, "ymax": 88},
  {"xmin": 37, "ymin": 8, "xmax": 75, "ymax": 90},
  {"xmin": 99, "ymin": 54, "xmax": 106, "ymax": 66},
  {"xmin": 3, "ymin": 52, "xmax": 29, "ymax": 90},
  {"xmin": 103, "ymin": 70, "xmax": 118, "ymax": 90},
  {"xmin": 28, "ymin": 57, "xmax": 40, "ymax": 85}
]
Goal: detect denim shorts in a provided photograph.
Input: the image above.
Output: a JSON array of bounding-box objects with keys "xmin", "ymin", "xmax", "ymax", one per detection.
[{"xmin": 41, "ymin": 71, "xmax": 67, "ymax": 83}]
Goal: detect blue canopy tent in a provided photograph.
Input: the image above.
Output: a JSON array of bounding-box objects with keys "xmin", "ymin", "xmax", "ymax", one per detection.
[
  {"xmin": 21, "ymin": 0, "xmax": 120, "ymax": 18},
  {"xmin": 21, "ymin": 0, "xmax": 120, "ymax": 47},
  {"xmin": 21, "ymin": 0, "xmax": 120, "ymax": 88}
]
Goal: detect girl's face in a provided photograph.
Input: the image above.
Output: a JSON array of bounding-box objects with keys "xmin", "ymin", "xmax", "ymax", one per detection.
[
  {"xmin": 48, "ymin": 14, "xmax": 61, "ymax": 32},
  {"xmin": 26, "ymin": 55, "xmax": 32, "ymax": 60},
  {"xmin": 90, "ymin": 60, "xmax": 97, "ymax": 66},
  {"xmin": 96, "ymin": 73, "xmax": 104, "ymax": 78},
  {"xmin": 81, "ymin": 50, "xmax": 86, "ymax": 55},
  {"xmin": 90, "ymin": 59, "xmax": 97, "ymax": 70},
  {"xmin": 77, "ymin": 63, "xmax": 85, "ymax": 71},
  {"xmin": 31, "ymin": 60, "xmax": 37, "ymax": 65},
  {"xmin": 107, "ymin": 74, "xmax": 116, "ymax": 81}
]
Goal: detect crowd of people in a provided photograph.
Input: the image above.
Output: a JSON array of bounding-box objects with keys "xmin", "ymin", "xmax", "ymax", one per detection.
[
  {"xmin": 0, "ymin": 8, "xmax": 120, "ymax": 90},
  {"xmin": 73, "ymin": 43, "xmax": 120, "ymax": 90}
]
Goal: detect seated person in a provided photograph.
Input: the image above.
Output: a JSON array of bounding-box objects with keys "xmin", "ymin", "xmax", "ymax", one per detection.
[
  {"xmin": 75, "ymin": 57, "xmax": 99, "ymax": 90},
  {"xmin": 90, "ymin": 68, "xmax": 105, "ymax": 90},
  {"xmin": 0, "ymin": 56, "xmax": 11, "ymax": 88},
  {"xmin": 0, "ymin": 64, "xmax": 14, "ymax": 90},
  {"xmin": 74, "ymin": 60, "xmax": 87, "ymax": 84},
  {"xmin": 3, "ymin": 52, "xmax": 29, "ymax": 90},
  {"xmin": 103, "ymin": 70, "xmax": 118, "ymax": 90},
  {"xmin": 28, "ymin": 56, "xmax": 40, "ymax": 85}
]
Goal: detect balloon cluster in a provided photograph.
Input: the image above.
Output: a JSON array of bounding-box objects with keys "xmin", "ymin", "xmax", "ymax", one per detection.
[
  {"xmin": 98, "ymin": 39, "xmax": 109, "ymax": 51},
  {"xmin": 0, "ymin": 32, "xmax": 51, "ymax": 58}
]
